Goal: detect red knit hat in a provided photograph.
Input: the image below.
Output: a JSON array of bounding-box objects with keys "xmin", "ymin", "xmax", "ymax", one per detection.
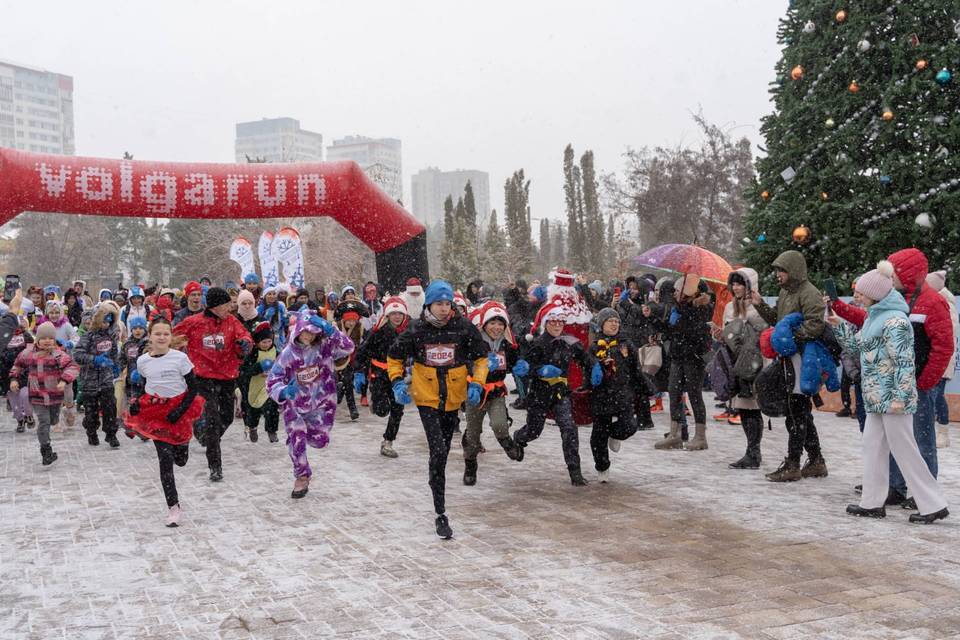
[
  {"xmin": 184, "ymin": 281, "xmax": 202, "ymax": 297},
  {"xmin": 342, "ymin": 310, "xmax": 360, "ymax": 323},
  {"xmin": 382, "ymin": 296, "xmax": 407, "ymax": 317}
]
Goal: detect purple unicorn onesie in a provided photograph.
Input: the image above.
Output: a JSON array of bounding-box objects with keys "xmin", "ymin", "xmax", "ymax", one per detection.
[{"xmin": 267, "ymin": 313, "xmax": 354, "ymax": 484}]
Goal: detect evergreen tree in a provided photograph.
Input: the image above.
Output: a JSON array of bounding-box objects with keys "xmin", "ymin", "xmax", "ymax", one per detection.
[
  {"xmin": 605, "ymin": 213, "xmax": 616, "ymax": 276},
  {"xmin": 481, "ymin": 209, "xmax": 508, "ymax": 281},
  {"xmin": 443, "ymin": 195, "xmax": 455, "ymax": 244},
  {"xmin": 539, "ymin": 218, "xmax": 552, "ymax": 274},
  {"xmin": 742, "ymin": 3, "xmax": 960, "ymax": 291},
  {"xmin": 553, "ymin": 223, "xmax": 567, "ymax": 265},
  {"xmin": 580, "ymin": 150, "xmax": 604, "ymax": 274},
  {"xmin": 503, "ymin": 170, "xmax": 533, "ymax": 277},
  {"xmin": 563, "ymin": 144, "xmax": 588, "ymax": 271}
]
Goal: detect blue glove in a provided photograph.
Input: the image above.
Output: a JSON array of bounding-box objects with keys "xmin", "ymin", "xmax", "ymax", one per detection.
[
  {"xmin": 259, "ymin": 358, "xmax": 275, "ymax": 373},
  {"xmin": 590, "ymin": 362, "xmax": 603, "ymax": 386},
  {"xmin": 104, "ymin": 313, "xmax": 114, "ymax": 325},
  {"xmin": 130, "ymin": 370, "xmax": 142, "ymax": 385},
  {"xmin": 619, "ymin": 290, "xmax": 630, "ymax": 303},
  {"xmin": 487, "ymin": 352, "xmax": 500, "ymax": 371},
  {"xmin": 309, "ymin": 315, "xmax": 335, "ymax": 336},
  {"xmin": 538, "ymin": 364, "xmax": 563, "ymax": 378},
  {"xmin": 669, "ymin": 308, "xmax": 681, "ymax": 327},
  {"xmin": 281, "ymin": 379, "xmax": 300, "ymax": 401},
  {"xmin": 353, "ymin": 371, "xmax": 366, "ymax": 393},
  {"xmin": 264, "ymin": 307, "xmax": 276, "ymax": 320},
  {"xmin": 64, "ymin": 340, "xmax": 74, "ymax": 350},
  {"xmin": 512, "ymin": 359, "xmax": 530, "ymax": 377},
  {"xmin": 467, "ymin": 381, "xmax": 483, "ymax": 406},
  {"xmin": 392, "ymin": 380, "xmax": 412, "ymax": 405},
  {"xmin": 94, "ymin": 354, "xmax": 112, "ymax": 368},
  {"xmin": 112, "ymin": 364, "xmax": 121, "ymax": 378}
]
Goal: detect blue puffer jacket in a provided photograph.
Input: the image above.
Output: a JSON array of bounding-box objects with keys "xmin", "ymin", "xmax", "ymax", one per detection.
[{"xmin": 772, "ymin": 313, "xmax": 840, "ymax": 396}]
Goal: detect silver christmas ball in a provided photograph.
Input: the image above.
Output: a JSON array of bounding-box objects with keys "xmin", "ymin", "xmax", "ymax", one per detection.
[{"xmin": 858, "ymin": 39, "xmax": 871, "ymax": 52}]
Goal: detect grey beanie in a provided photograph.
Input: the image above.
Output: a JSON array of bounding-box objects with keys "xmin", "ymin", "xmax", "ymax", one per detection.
[{"xmin": 595, "ymin": 307, "xmax": 620, "ymax": 331}]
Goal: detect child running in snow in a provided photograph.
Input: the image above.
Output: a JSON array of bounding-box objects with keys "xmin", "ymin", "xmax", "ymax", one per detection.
[
  {"xmin": 73, "ymin": 301, "xmax": 123, "ymax": 448},
  {"xmin": 239, "ymin": 321, "xmax": 280, "ymax": 443},
  {"xmin": 334, "ymin": 300, "xmax": 367, "ymax": 421},
  {"xmin": 40, "ymin": 300, "xmax": 80, "ymax": 429},
  {"xmin": 125, "ymin": 317, "xmax": 205, "ymax": 527},
  {"xmin": 1, "ymin": 315, "xmax": 34, "ymax": 432},
  {"xmin": 120, "ymin": 317, "xmax": 149, "ymax": 439},
  {"xmin": 266, "ymin": 312, "xmax": 354, "ymax": 499},
  {"xmin": 10, "ymin": 322, "xmax": 80, "ymax": 465}
]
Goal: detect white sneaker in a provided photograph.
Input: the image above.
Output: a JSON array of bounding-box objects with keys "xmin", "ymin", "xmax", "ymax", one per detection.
[
  {"xmin": 598, "ymin": 470, "xmax": 610, "ymax": 483},
  {"xmin": 936, "ymin": 424, "xmax": 950, "ymax": 448},
  {"xmin": 608, "ymin": 438, "xmax": 622, "ymax": 453},
  {"xmin": 166, "ymin": 504, "xmax": 181, "ymax": 528}
]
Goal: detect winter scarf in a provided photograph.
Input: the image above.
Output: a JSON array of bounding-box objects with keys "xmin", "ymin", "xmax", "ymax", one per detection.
[{"xmin": 422, "ymin": 308, "xmax": 448, "ymax": 329}]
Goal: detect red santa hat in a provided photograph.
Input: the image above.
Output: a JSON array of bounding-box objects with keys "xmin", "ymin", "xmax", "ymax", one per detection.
[
  {"xmin": 453, "ymin": 290, "xmax": 469, "ymax": 311},
  {"xmin": 526, "ymin": 299, "xmax": 567, "ymax": 341},
  {"xmin": 551, "ymin": 267, "xmax": 576, "ymax": 288},
  {"xmin": 382, "ymin": 296, "xmax": 408, "ymax": 317},
  {"xmin": 473, "ymin": 300, "xmax": 515, "ymax": 345}
]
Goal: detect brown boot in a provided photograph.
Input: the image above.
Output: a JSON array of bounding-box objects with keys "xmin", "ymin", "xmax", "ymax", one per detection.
[
  {"xmin": 801, "ymin": 456, "xmax": 828, "ymax": 478},
  {"xmin": 685, "ymin": 423, "xmax": 708, "ymax": 450},
  {"xmin": 766, "ymin": 457, "xmax": 801, "ymax": 482},
  {"xmin": 655, "ymin": 421, "xmax": 683, "ymax": 450}
]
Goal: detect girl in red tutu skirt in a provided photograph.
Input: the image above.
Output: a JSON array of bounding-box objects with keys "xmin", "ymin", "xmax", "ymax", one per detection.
[{"xmin": 125, "ymin": 317, "xmax": 205, "ymax": 527}]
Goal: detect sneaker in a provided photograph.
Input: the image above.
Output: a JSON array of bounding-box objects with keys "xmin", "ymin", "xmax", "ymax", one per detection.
[
  {"xmin": 15, "ymin": 419, "xmax": 25, "ymax": 433},
  {"xmin": 268, "ymin": 431, "xmax": 279, "ymax": 443},
  {"xmin": 598, "ymin": 469, "xmax": 609, "ymax": 483},
  {"xmin": 105, "ymin": 433, "xmax": 120, "ymax": 448},
  {"xmin": 380, "ymin": 439, "xmax": 398, "ymax": 458},
  {"xmin": 435, "ymin": 514, "xmax": 453, "ymax": 539},
  {"xmin": 209, "ymin": 467, "xmax": 223, "ymax": 482},
  {"xmin": 909, "ymin": 508, "xmax": 949, "ymax": 524},
  {"xmin": 166, "ymin": 504, "xmax": 182, "ymax": 527},
  {"xmin": 846, "ymin": 504, "xmax": 886, "ymax": 518},
  {"xmin": 350, "ymin": 411, "xmax": 359, "ymax": 421},
  {"xmin": 854, "ymin": 484, "xmax": 863, "ymax": 495},
  {"xmin": 800, "ymin": 456, "xmax": 828, "ymax": 478},
  {"xmin": 712, "ymin": 411, "xmax": 730, "ymax": 421},
  {"xmin": 608, "ymin": 438, "xmax": 622, "ymax": 453},
  {"xmin": 87, "ymin": 431, "xmax": 100, "ymax": 446},
  {"xmin": 25, "ymin": 415, "xmax": 35, "ymax": 428},
  {"xmin": 727, "ymin": 414, "xmax": 742, "ymax": 426},
  {"xmin": 835, "ymin": 406, "xmax": 852, "ymax": 418}
]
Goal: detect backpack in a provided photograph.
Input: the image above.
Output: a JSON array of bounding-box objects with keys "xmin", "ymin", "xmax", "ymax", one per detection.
[
  {"xmin": 755, "ymin": 358, "xmax": 795, "ymax": 417},
  {"xmin": 709, "ymin": 345, "xmax": 737, "ymax": 402}
]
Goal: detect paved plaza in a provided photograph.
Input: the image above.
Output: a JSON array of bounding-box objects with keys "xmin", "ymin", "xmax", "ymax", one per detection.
[{"xmin": 2, "ymin": 396, "xmax": 959, "ymax": 639}]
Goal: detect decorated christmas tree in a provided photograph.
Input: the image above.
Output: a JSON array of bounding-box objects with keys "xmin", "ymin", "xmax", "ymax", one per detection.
[{"xmin": 742, "ymin": 1, "xmax": 960, "ymax": 293}]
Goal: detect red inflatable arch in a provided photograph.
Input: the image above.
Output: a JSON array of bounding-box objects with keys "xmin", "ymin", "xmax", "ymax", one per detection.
[{"xmin": 0, "ymin": 148, "xmax": 428, "ymax": 292}]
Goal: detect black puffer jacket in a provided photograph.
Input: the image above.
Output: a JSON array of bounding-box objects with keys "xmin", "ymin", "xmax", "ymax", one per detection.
[{"xmin": 589, "ymin": 334, "xmax": 642, "ymax": 416}]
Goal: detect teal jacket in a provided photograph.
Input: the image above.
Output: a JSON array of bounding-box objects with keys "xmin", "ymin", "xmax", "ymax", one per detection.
[{"xmin": 835, "ymin": 289, "xmax": 917, "ymax": 414}]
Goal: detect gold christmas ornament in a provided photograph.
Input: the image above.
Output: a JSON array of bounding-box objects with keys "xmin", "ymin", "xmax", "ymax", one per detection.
[
  {"xmin": 882, "ymin": 109, "xmax": 894, "ymax": 122},
  {"xmin": 761, "ymin": 190, "xmax": 770, "ymax": 201},
  {"xmin": 791, "ymin": 65, "xmax": 804, "ymax": 81},
  {"xmin": 792, "ymin": 225, "xmax": 811, "ymax": 244},
  {"xmin": 848, "ymin": 80, "xmax": 860, "ymax": 93},
  {"xmin": 820, "ymin": 191, "xmax": 829, "ymax": 201},
  {"xmin": 835, "ymin": 9, "xmax": 847, "ymax": 23},
  {"xmin": 916, "ymin": 59, "xmax": 928, "ymax": 71}
]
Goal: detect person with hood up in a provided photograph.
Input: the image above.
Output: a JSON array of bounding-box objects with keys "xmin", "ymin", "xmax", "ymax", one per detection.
[
  {"xmin": 754, "ymin": 250, "xmax": 829, "ymax": 482},
  {"xmin": 258, "ymin": 286, "xmax": 289, "ymax": 348},
  {"xmin": 239, "ymin": 321, "xmax": 280, "ymax": 443},
  {"xmin": 401, "ymin": 277, "xmax": 425, "ymax": 319},
  {"xmin": 460, "ymin": 301, "xmax": 524, "ymax": 486},
  {"xmin": 63, "ymin": 289, "xmax": 83, "ymax": 327},
  {"xmin": 720, "ymin": 268, "xmax": 768, "ymax": 469},
  {"xmin": 465, "ymin": 280, "xmax": 483, "ymax": 306},
  {"xmin": 354, "ymin": 296, "xmax": 410, "ymax": 458},
  {"xmin": 173, "ymin": 281, "xmax": 204, "ymax": 327},
  {"xmin": 235, "ymin": 290, "xmax": 262, "ymax": 334},
  {"xmin": 266, "ymin": 311, "xmax": 354, "ymax": 499},
  {"xmin": 73, "ymin": 300, "xmax": 123, "ymax": 447},
  {"xmin": 829, "ymin": 261, "xmax": 949, "ymax": 524},
  {"xmin": 924, "ymin": 270, "xmax": 957, "ymax": 449},
  {"xmin": 242, "ymin": 273, "xmax": 262, "ymax": 300},
  {"xmin": 333, "ymin": 300, "xmax": 367, "ymax": 421},
  {"xmin": 830, "ymin": 248, "xmax": 953, "ymax": 506},
  {"xmin": 120, "ymin": 286, "xmax": 152, "ymax": 333},
  {"xmin": 589, "ymin": 307, "xmax": 643, "ymax": 482},
  {"xmin": 387, "ymin": 280, "xmax": 491, "ymax": 539},
  {"xmin": 173, "ymin": 287, "xmax": 253, "ymax": 481}
]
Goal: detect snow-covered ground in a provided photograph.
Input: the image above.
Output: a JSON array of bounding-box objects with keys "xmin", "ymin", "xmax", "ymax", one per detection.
[{"xmin": 2, "ymin": 394, "xmax": 959, "ymax": 639}]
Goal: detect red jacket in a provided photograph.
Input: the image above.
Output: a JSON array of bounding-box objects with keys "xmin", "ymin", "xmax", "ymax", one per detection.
[
  {"xmin": 837, "ymin": 249, "xmax": 953, "ymax": 391},
  {"xmin": 10, "ymin": 346, "xmax": 80, "ymax": 406},
  {"xmin": 173, "ymin": 311, "xmax": 252, "ymax": 380}
]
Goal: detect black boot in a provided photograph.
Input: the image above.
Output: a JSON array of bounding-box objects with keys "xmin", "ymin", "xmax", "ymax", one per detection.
[
  {"xmin": 513, "ymin": 436, "xmax": 526, "ymax": 462},
  {"xmin": 463, "ymin": 459, "xmax": 478, "ymax": 486},
  {"xmin": 909, "ymin": 508, "xmax": 949, "ymax": 524},
  {"xmin": 40, "ymin": 444, "xmax": 58, "ymax": 466},
  {"xmin": 86, "ymin": 430, "xmax": 100, "ymax": 446},
  {"xmin": 247, "ymin": 426, "xmax": 259, "ymax": 443},
  {"xmin": 105, "ymin": 432, "xmax": 120, "ymax": 448},
  {"xmin": 569, "ymin": 468, "xmax": 589, "ymax": 486},
  {"xmin": 209, "ymin": 466, "xmax": 223, "ymax": 482},
  {"xmin": 16, "ymin": 419, "xmax": 25, "ymax": 433},
  {"xmin": 846, "ymin": 504, "xmax": 886, "ymax": 518},
  {"xmin": 497, "ymin": 436, "xmax": 521, "ymax": 461},
  {"xmin": 435, "ymin": 514, "xmax": 453, "ymax": 539},
  {"xmin": 729, "ymin": 420, "xmax": 761, "ymax": 469},
  {"xmin": 268, "ymin": 431, "xmax": 279, "ymax": 443}
]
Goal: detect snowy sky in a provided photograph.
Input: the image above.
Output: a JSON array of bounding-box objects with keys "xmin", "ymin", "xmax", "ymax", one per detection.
[{"xmin": 2, "ymin": 0, "xmax": 785, "ymax": 224}]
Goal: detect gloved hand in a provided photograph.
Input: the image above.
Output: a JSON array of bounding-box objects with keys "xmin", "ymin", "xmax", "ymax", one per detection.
[
  {"xmin": 281, "ymin": 379, "xmax": 300, "ymax": 401},
  {"xmin": 353, "ymin": 371, "xmax": 366, "ymax": 393},
  {"xmin": 537, "ymin": 364, "xmax": 563, "ymax": 378},
  {"xmin": 309, "ymin": 314, "xmax": 335, "ymax": 336},
  {"xmin": 130, "ymin": 370, "xmax": 142, "ymax": 385},
  {"xmin": 467, "ymin": 381, "xmax": 483, "ymax": 406},
  {"xmin": 259, "ymin": 359, "xmax": 275, "ymax": 373},
  {"xmin": 128, "ymin": 400, "xmax": 140, "ymax": 416},
  {"xmin": 487, "ymin": 352, "xmax": 500, "ymax": 372},
  {"xmin": 669, "ymin": 308, "xmax": 681, "ymax": 327},
  {"xmin": 94, "ymin": 354, "xmax": 112, "ymax": 368},
  {"xmin": 236, "ymin": 338, "xmax": 253, "ymax": 356},
  {"xmin": 104, "ymin": 313, "xmax": 115, "ymax": 325},
  {"xmin": 512, "ymin": 359, "xmax": 530, "ymax": 377},
  {"xmin": 392, "ymin": 380, "xmax": 412, "ymax": 405},
  {"xmin": 590, "ymin": 362, "xmax": 604, "ymax": 387},
  {"xmin": 57, "ymin": 338, "xmax": 75, "ymax": 350}
]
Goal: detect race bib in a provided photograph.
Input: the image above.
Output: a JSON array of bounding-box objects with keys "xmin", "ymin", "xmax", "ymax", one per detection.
[
  {"xmin": 201, "ymin": 333, "xmax": 225, "ymax": 350},
  {"xmin": 8, "ymin": 335, "xmax": 24, "ymax": 348},
  {"xmin": 127, "ymin": 346, "xmax": 140, "ymax": 359},
  {"xmin": 492, "ymin": 352, "xmax": 506, "ymax": 371},
  {"xmin": 296, "ymin": 365, "xmax": 320, "ymax": 385},
  {"xmin": 424, "ymin": 343, "xmax": 455, "ymax": 367},
  {"xmin": 96, "ymin": 339, "xmax": 112, "ymax": 353}
]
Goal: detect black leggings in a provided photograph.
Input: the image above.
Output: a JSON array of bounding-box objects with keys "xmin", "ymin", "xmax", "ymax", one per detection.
[
  {"xmin": 668, "ymin": 358, "xmax": 706, "ymax": 424},
  {"xmin": 197, "ymin": 377, "xmax": 236, "ymax": 470},
  {"xmin": 417, "ymin": 406, "xmax": 459, "ymax": 515},
  {"xmin": 590, "ymin": 409, "xmax": 638, "ymax": 472},
  {"xmin": 154, "ymin": 440, "xmax": 189, "ymax": 507}
]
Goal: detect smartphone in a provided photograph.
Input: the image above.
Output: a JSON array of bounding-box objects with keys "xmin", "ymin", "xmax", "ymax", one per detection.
[
  {"xmin": 3, "ymin": 274, "xmax": 19, "ymax": 302},
  {"xmin": 823, "ymin": 278, "xmax": 839, "ymax": 301}
]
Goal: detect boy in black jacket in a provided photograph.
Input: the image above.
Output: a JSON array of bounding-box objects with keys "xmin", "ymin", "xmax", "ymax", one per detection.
[
  {"xmin": 238, "ymin": 321, "xmax": 280, "ymax": 443},
  {"xmin": 512, "ymin": 301, "xmax": 602, "ymax": 486}
]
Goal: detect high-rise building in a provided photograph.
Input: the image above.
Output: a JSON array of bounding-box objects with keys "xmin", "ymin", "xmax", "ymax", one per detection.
[
  {"xmin": 411, "ymin": 167, "xmax": 491, "ymax": 228},
  {"xmin": 0, "ymin": 59, "xmax": 75, "ymax": 155},
  {"xmin": 234, "ymin": 117, "xmax": 323, "ymax": 163},
  {"xmin": 326, "ymin": 136, "xmax": 402, "ymax": 203}
]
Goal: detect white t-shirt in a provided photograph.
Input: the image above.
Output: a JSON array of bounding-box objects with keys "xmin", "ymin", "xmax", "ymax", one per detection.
[{"xmin": 136, "ymin": 350, "xmax": 194, "ymax": 398}]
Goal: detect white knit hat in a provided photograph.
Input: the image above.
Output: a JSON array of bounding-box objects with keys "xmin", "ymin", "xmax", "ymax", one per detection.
[
  {"xmin": 855, "ymin": 260, "xmax": 895, "ymax": 302},
  {"xmin": 926, "ymin": 270, "xmax": 947, "ymax": 292}
]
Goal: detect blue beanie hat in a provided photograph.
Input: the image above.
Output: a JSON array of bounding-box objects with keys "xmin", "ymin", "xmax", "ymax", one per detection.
[
  {"xmin": 424, "ymin": 280, "xmax": 455, "ymax": 306},
  {"xmin": 244, "ymin": 273, "xmax": 261, "ymax": 285},
  {"xmin": 129, "ymin": 316, "xmax": 148, "ymax": 330}
]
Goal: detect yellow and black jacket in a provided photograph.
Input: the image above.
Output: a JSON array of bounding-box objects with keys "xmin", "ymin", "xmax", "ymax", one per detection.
[{"xmin": 387, "ymin": 314, "xmax": 489, "ymax": 411}]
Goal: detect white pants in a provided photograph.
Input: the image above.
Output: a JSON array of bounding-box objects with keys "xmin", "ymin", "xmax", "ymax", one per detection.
[{"xmin": 861, "ymin": 412, "xmax": 948, "ymax": 515}]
